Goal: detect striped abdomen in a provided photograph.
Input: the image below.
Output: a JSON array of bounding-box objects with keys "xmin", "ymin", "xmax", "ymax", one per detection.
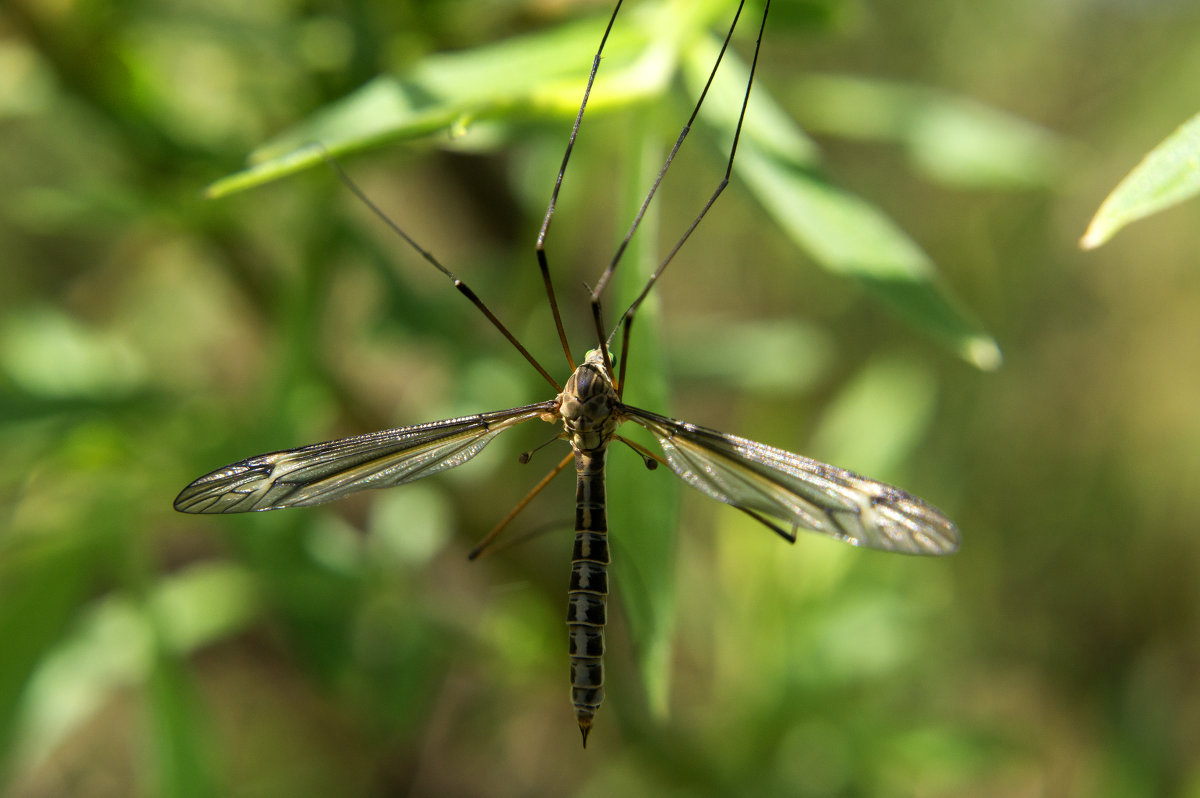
[{"xmin": 568, "ymin": 448, "xmax": 609, "ymax": 747}]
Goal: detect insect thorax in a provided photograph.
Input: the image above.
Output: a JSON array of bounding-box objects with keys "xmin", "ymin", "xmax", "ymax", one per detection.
[{"xmin": 558, "ymin": 349, "xmax": 620, "ymax": 452}]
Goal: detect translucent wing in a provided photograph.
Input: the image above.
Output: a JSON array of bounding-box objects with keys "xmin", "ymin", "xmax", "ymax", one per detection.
[
  {"xmin": 174, "ymin": 402, "xmax": 556, "ymax": 514},
  {"xmin": 624, "ymin": 407, "xmax": 959, "ymax": 555}
]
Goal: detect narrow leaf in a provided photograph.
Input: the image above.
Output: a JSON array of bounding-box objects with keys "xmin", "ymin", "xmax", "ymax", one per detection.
[
  {"xmin": 793, "ymin": 74, "xmax": 1065, "ymax": 190},
  {"xmin": 9, "ymin": 565, "xmax": 258, "ymax": 781},
  {"xmin": 206, "ymin": 12, "xmax": 651, "ymax": 198},
  {"xmin": 606, "ymin": 123, "xmax": 680, "ymax": 724},
  {"xmin": 205, "ymin": 1, "xmax": 747, "ymax": 198},
  {"xmin": 1081, "ymin": 110, "xmax": 1200, "ymax": 249},
  {"xmin": 0, "ymin": 539, "xmax": 93, "ymax": 790},
  {"xmin": 686, "ymin": 40, "xmax": 1002, "ymax": 370},
  {"xmin": 145, "ymin": 647, "xmax": 218, "ymax": 798}
]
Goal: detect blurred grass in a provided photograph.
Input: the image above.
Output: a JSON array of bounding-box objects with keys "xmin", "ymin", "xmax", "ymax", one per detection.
[{"xmin": 3, "ymin": 0, "xmax": 1200, "ymax": 796}]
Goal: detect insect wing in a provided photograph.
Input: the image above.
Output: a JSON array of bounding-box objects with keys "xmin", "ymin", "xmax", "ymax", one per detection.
[
  {"xmin": 174, "ymin": 403, "xmax": 556, "ymax": 514},
  {"xmin": 624, "ymin": 408, "xmax": 959, "ymax": 555}
]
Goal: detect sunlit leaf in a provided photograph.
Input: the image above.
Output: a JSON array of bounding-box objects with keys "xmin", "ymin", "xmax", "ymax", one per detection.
[
  {"xmin": 206, "ymin": 8, "xmax": 654, "ymax": 198},
  {"xmin": 685, "ymin": 40, "xmax": 1002, "ymax": 371},
  {"xmin": 1081, "ymin": 110, "xmax": 1200, "ymax": 249}
]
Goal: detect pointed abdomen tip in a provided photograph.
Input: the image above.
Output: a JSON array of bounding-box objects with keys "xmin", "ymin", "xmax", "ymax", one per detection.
[{"xmin": 578, "ymin": 718, "xmax": 592, "ymax": 748}]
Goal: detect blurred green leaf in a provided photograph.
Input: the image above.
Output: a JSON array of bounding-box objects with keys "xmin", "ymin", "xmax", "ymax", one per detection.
[
  {"xmin": 607, "ymin": 121, "xmax": 680, "ymax": 728},
  {"xmin": 224, "ymin": 513, "xmax": 364, "ymax": 684},
  {"xmin": 879, "ymin": 725, "xmax": 1018, "ymax": 796},
  {"xmin": 1081, "ymin": 110, "xmax": 1200, "ymax": 249},
  {"xmin": 366, "ymin": 483, "xmax": 454, "ymax": 568},
  {"xmin": 0, "ymin": 307, "xmax": 147, "ymax": 399},
  {"xmin": 9, "ymin": 564, "xmax": 258, "ymax": 781},
  {"xmin": 16, "ymin": 0, "xmax": 1200, "ymax": 789},
  {"xmin": 206, "ymin": 6, "xmax": 654, "ymax": 197},
  {"xmin": 146, "ymin": 646, "xmax": 219, "ymax": 798},
  {"xmin": 206, "ymin": 0, "xmax": 755, "ymax": 198},
  {"xmin": 686, "ymin": 38, "xmax": 1002, "ymax": 370},
  {"xmin": 667, "ymin": 318, "xmax": 835, "ymax": 395},
  {"xmin": 207, "ymin": 1, "xmax": 1005, "ymax": 374},
  {"xmin": 0, "ymin": 538, "xmax": 94, "ymax": 790},
  {"xmin": 808, "ymin": 352, "xmax": 939, "ymax": 478},
  {"xmin": 0, "ymin": 38, "xmax": 56, "ymax": 117},
  {"xmin": 793, "ymin": 74, "xmax": 1067, "ymax": 189}
]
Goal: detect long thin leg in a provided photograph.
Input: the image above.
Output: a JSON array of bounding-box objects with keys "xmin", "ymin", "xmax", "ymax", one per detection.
[
  {"xmin": 322, "ymin": 149, "xmax": 562, "ymax": 392},
  {"xmin": 536, "ymin": 0, "xmax": 627, "ymax": 373},
  {"xmin": 590, "ymin": 0, "xmax": 748, "ymax": 305},
  {"xmin": 584, "ymin": 0, "xmax": 765, "ymax": 392},
  {"xmin": 614, "ymin": 434, "xmax": 665, "ymax": 469},
  {"xmin": 614, "ymin": 0, "xmax": 772, "ymax": 396}
]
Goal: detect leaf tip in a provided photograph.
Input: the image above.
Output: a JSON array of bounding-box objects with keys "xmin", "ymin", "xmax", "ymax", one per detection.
[
  {"xmin": 202, "ymin": 179, "xmax": 230, "ymax": 200},
  {"xmin": 1079, "ymin": 215, "xmax": 1112, "ymax": 250},
  {"xmin": 964, "ymin": 337, "xmax": 1003, "ymax": 371}
]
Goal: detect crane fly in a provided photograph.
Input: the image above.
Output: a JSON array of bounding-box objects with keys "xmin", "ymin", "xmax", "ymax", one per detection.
[{"xmin": 175, "ymin": 0, "xmax": 960, "ymax": 747}]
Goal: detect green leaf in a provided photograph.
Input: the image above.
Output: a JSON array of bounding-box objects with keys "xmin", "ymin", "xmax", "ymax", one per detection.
[
  {"xmin": 668, "ymin": 318, "xmax": 835, "ymax": 395},
  {"xmin": 808, "ymin": 352, "xmax": 939, "ymax": 478},
  {"xmin": 205, "ymin": 21, "xmax": 609, "ymax": 195},
  {"xmin": 8, "ymin": 564, "xmax": 257, "ymax": 785},
  {"xmin": 685, "ymin": 39, "xmax": 1002, "ymax": 371},
  {"xmin": 205, "ymin": 8, "xmax": 653, "ymax": 198},
  {"xmin": 1081, "ymin": 110, "xmax": 1200, "ymax": 249},
  {"xmin": 792, "ymin": 74, "xmax": 1066, "ymax": 190},
  {"xmin": 145, "ymin": 646, "xmax": 218, "ymax": 798},
  {"xmin": 606, "ymin": 118, "xmax": 680, "ymax": 727},
  {"xmin": 205, "ymin": 0, "xmax": 748, "ymax": 198},
  {"xmin": 0, "ymin": 306, "xmax": 147, "ymax": 399},
  {"xmin": 0, "ymin": 538, "xmax": 94, "ymax": 790}
]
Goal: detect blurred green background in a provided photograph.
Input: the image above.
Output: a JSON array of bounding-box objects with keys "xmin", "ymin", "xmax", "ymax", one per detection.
[{"xmin": 3, "ymin": 0, "xmax": 1200, "ymax": 795}]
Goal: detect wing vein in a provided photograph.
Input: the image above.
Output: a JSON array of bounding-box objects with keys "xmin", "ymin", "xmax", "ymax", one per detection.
[
  {"xmin": 175, "ymin": 403, "xmax": 555, "ymax": 514},
  {"xmin": 623, "ymin": 406, "xmax": 959, "ymax": 555}
]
